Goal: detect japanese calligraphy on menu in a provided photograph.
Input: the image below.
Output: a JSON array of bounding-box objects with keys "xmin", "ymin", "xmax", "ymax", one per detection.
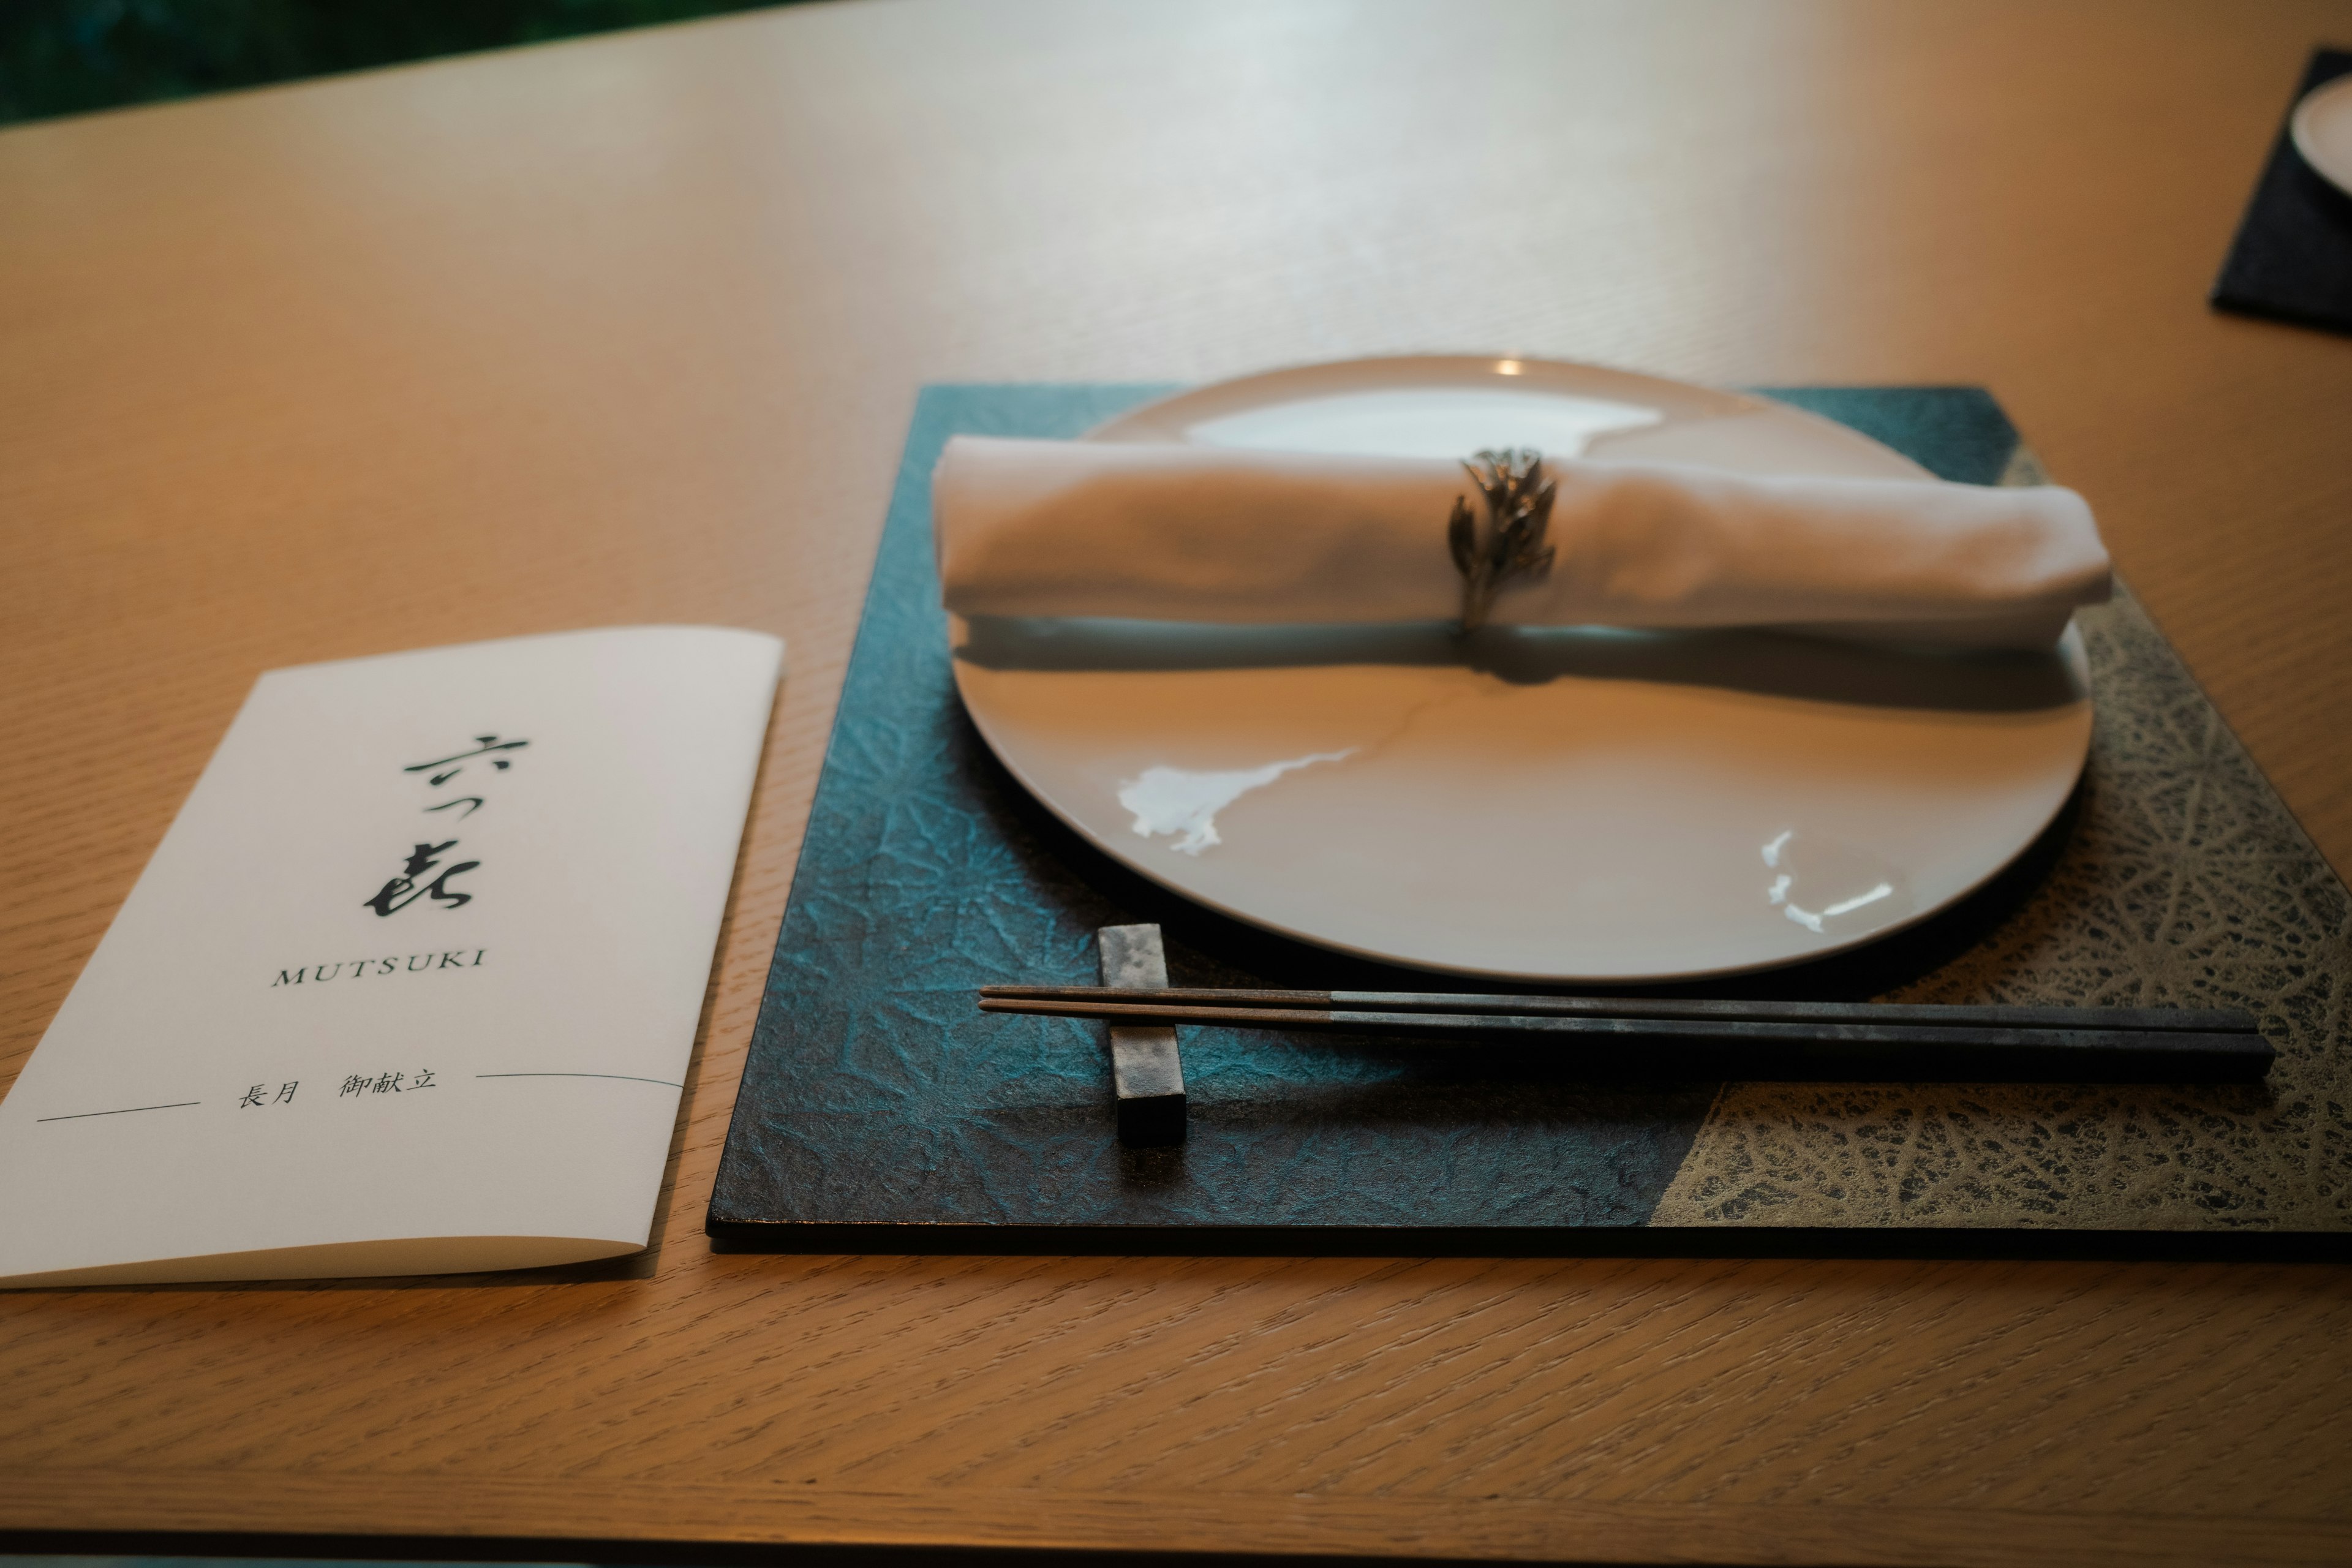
[{"xmin": 0, "ymin": 627, "xmax": 783, "ymax": 1286}]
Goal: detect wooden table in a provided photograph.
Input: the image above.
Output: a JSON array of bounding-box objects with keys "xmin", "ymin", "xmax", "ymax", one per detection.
[{"xmin": 6, "ymin": 1, "xmax": 2351, "ymax": 1562}]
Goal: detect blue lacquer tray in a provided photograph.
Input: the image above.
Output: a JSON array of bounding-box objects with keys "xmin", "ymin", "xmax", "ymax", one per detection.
[{"xmin": 706, "ymin": 384, "xmax": 2352, "ymax": 1257}]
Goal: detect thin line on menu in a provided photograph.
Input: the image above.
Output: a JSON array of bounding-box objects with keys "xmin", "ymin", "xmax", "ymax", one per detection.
[
  {"xmin": 37, "ymin": 1101, "xmax": 202, "ymax": 1123},
  {"xmin": 476, "ymin": 1072, "xmax": 683, "ymax": 1088}
]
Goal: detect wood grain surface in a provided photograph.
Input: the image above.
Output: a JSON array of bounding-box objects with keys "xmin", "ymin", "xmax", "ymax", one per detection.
[{"xmin": 4, "ymin": 1, "xmax": 2351, "ymax": 1562}]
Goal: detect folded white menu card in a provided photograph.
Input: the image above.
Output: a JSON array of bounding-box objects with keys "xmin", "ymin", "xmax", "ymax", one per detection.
[
  {"xmin": 0, "ymin": 626, "xmax": 782, "ymax": 1287},
  {"xmin": 934, "ymin": 437, "xmax": 2111, "ymax": 650}
]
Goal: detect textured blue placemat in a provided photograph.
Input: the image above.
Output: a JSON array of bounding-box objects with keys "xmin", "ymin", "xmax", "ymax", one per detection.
[{"xmin": 706, "ymin": 384, "xmax": 2351, "ymax": 1256}]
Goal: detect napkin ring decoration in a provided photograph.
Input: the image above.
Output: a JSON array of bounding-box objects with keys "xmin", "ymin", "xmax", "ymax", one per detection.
[{"xmin": 1447, "ymin": 448, "xmax": 1558, "ymax": 633}]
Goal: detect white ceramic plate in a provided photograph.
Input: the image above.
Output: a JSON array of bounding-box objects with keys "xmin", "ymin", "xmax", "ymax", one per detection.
[
  {"xmin": 2292, "ymin": 74, "xmax": 2352, "ymax": 197},
  {"xmin": 950, "ymin": 356, "xmax": 2092, "ymax": 982}
]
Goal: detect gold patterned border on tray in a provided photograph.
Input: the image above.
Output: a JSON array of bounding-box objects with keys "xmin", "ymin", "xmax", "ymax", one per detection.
[{"xmin": 1654, "ymin": 454, "xmax": 2352, "ymax": 1232}]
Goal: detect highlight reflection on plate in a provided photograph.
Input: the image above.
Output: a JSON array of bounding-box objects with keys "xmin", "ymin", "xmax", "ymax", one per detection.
[
  {"xmin": 949, "ymin": 356, "xmax": 2093, "ymax": 982},
  {"xmin": 1119, "ymin": 751, "xmax": 1355, "ymax": 855}
]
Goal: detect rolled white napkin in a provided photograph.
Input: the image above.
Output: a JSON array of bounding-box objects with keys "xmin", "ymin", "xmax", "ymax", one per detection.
[{"xmin": 932, "ymin": 436, "xmax": 2112, "ymax": 650}]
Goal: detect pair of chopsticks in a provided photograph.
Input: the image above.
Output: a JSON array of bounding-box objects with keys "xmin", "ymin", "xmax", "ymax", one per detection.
[{"xmin": 978, "ymin": 986, "xmax": 2275, "ymax": 1083}]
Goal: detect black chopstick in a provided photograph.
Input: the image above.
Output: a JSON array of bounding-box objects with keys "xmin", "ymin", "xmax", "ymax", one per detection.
[
  {"xmin": 975, "ymin": 987, "xmax": 2274, "ymax": 1083},
  {"xmin": 981, "ymin": 986, "xmax": 2260, "ymax": 1033}
]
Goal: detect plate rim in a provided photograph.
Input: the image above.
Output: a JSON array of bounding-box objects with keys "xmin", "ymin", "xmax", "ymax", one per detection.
[
  {"xmin": 1082, "ymin": 352, "xmax": 1936, "ymax": 481},
  {"xmin": 949, "ymin": 354, "xmax": 2091, "ymax": 982},
  {"xmin": 2291, "ymin": 74, "xmax": 2352, "ymax": 196}
]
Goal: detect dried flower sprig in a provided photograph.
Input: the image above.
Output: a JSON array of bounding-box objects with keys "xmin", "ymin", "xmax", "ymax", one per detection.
[{"xmin": 1447, "ymin": 448, "xmax": 1557, "ymax": 633}]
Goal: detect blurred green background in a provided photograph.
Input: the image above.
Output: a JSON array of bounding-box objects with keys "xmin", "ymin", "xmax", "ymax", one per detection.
[{"xmin": 0, "ymin": 0, "xmax": 795, "ymax": 125}]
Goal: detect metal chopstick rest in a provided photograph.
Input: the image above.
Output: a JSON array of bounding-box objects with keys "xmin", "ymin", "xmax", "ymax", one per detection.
[{"xmin": 1095, "ymin": 925, "xmax": 1185, "ymax": 1146}]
